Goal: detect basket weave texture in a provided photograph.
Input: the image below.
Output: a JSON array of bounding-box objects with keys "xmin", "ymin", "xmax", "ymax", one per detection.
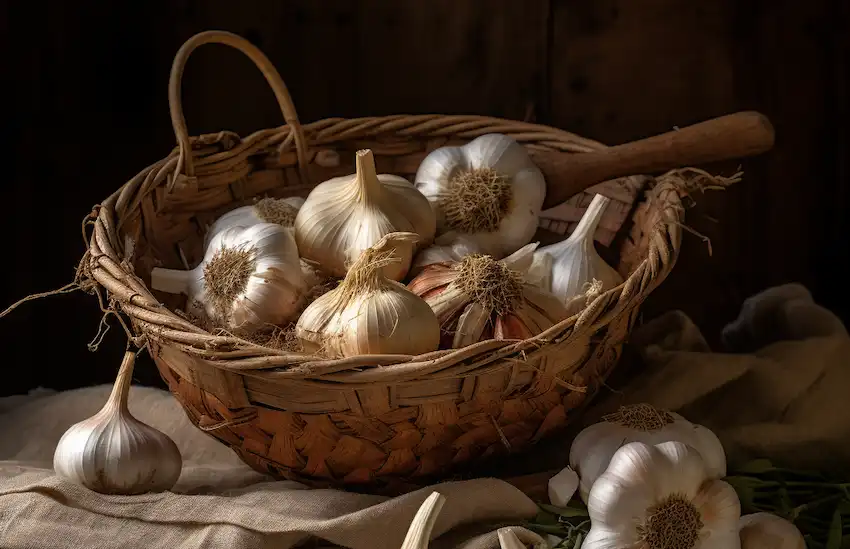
[{"xmin": 82, "ymin": 31, "xmax": 691, "ymax": 491}]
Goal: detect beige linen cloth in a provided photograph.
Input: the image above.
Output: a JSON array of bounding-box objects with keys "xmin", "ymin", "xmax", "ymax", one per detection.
[{"xmin": 1, "ymin": 283, "xmax": 847, "ymax": 548}]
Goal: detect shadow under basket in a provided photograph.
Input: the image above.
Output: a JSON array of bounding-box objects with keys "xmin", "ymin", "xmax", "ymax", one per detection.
[{"xmin": 82, "ymin": 31, "xmax": 703, "ymax": 493}]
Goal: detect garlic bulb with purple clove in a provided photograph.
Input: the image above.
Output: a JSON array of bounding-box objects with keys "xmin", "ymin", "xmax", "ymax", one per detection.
[
  {"xmin": 530, "ymin": 194, "xmax": 623, "ymax": 315},
  {"xmin": 53, "ymin": 352, "xmax": 182, "ymax": 495}
]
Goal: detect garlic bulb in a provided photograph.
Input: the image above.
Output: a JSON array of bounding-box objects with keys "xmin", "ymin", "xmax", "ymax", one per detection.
[
  {"xmin": 53, "ymin": 351, "xmax": 182, "ymax": 495},
  {"xmin": 400, "ymin": 492, "xmax": 446, "ymax": 549},
  {"xmin": 407, "ymin": 243, "xmax": 568, "ymax": 348},
  {"xmin": 585, "ymin": 441, "xmax": 741, "ymax": 549},
  {"xmin": 204, "ymin": 196, "xmax": 305, "ymax": 247},
  {"xmin": 531, "ymin": 194, "xmax": 623, "ymax": 314},
  {"xmin": 296, "ymin": 232, "xmax": 441, "ymax": 357},
  {"xmin": 410, "ymin": 235, "xmax": 483, "ymax": 276},
  {"xmin": 570, "ymin": 403, "xmax": 726, "ymax": 501},
  {"xmin": 739, "ymin": 513, "xmax": 805, "ymax": 549},
  {"xmin": 294, "ymin": 149, "xmax": 436, "ymax": 280},
  {"xmin": 415, "ymin": 133, "xmax": 546, "ymax": 258},
  {"xmin": 151, "ymin": 223, "xmax": 306, "ymax": 334}
]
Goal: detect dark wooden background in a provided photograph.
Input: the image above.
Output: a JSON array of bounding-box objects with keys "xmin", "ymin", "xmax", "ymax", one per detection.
[{"xmin": 2, "ymin": 0, "xmax": 847, "ymax": 396}]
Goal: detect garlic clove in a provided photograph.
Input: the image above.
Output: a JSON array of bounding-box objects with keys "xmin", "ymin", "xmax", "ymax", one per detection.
[
  {"xmin": 53, "ymin": 352, "xmax": 182, "ymax": 495},
  {"xmin": 452, "ymin": 303, "xmax": 489, "ymax": 348},
  {"xmin": 548, "ymin": 466, "xmax": 579, "ymax": 507},
  {"xmin": 496, "ymin": 528, "xmax": 527, "ymax": 549},
  {"xmin": 415, "ymin": 133, "xmax": 546, "ymax": 258},
  {"xmin": 295, "ymin": 149, "xmax": 436, "ymax": 280},
  {"xmin": 400, "ymin": 491, "xmax": 446, "ymax": 549},
  {"xmin": 739, "ymin": 512, "xmax": 806, "ymax": 549}
]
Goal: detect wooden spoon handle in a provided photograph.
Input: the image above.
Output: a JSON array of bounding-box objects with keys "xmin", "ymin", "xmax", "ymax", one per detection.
[{"xmin": 537, "ymin": 111, "xmax": 775, "ymax": 209}]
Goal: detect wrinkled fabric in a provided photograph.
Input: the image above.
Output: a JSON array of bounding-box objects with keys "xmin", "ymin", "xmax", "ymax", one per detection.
[{"xmin": 1, "ymin": 283, "xmax": 847, "ymax": 548}]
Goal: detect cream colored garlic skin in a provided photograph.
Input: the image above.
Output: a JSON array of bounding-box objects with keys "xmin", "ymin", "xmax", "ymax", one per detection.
[
  {"xmin": 739, "ymin": 513, "xmax": 806, "ymax": 549},
  {"xmin": 532, "ymin": 194, "xmax": 623, "ymax": 314},
  {"xmin": 410, "ymin": 235, "xmax": 483, "ymax": 276},
  {"xmin": 415, "ymin": 133, "xmax": 546, "ymax": 258},
  {"xmin": 400, "ymin": 492, "xmax": 446, "ymax": 549},
  {"xmin": 151, "ymin": 223, "xmax": 306, "ymax": 334},
  {"xmin": 53, "ymin": 352, "xmax": 182, "ymax": 495},
  {"xmin": 295, "ymin": 149, "xmax": 436, "ymax": 280},
  {"xmin": 585, "ymin": 441, "xmax": 741, "ymax": 549},
  {"xmin": 204, "ymin": 196, "xmax": 305, "ymax": 247},
  {"xmin": 570, "ymin": 403, "xmax": 726, "ymax": 501},
  {"xmin": 296, "ymin": 233, "xmax": 441, "ymax": 357}
]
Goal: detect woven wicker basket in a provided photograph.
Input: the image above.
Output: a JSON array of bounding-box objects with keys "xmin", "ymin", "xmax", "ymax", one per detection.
[{"xmin": 82, "ymin": 31, "xmax": 712, "ymax": 491}]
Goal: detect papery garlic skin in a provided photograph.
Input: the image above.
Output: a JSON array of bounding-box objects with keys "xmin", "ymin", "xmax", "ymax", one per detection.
[
  {"xmin": 151, "ymin": 223, "xmax": 306, "ymax": 334},
  {"xmin": 533, "ymin": 194, "xmax": 623, "ymax": 314},
  {"xmin": 204, "ymin": 196, "xmax": 305, "ymax": 247},
  {"xmin": 739, "ymin": 513, "xmax": 805, "ymax": 549},
  {"xmin": 295, "ymin": 149, "xmax": 436, "ymax": 280},
  {"xmin": 53, "ymin": 352, "xmax": 182, "ymax": 495},
  {"xmin": 585, "ymin": 441, "xmax": 741, "ymax": 549},
  {"xmin": 415, "ymin": 133, "xmax": 546, "ymax": 258},
  {"xmin": 400, "ymin": 492, "xmax": 446, "ymax": 549},
  {"xmin": 296, "ymin": 233, "xmax": 441, "ymax": 357},
  {"xmin": 548, "ymin": 466, "xmax": 579, "ymax": 507},
  {"xmin": 569, "ymin": 403, "xmax": 726, "ymax": 502},
  {"xmin": 410, "ymin": 235, "xmax": 483, "ymax": 276}
]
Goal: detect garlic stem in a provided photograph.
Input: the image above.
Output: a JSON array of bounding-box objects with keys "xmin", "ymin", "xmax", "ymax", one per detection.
[
  {"xmin": 150, "ymin": 267, "xmax": 194, "ymax": 295},
  {"xmin": 354, "ymin": 149, "xmax": 384, "ymax": 201},
  {"xmin": 108, "ymin": 351, "xmax": 136, "ymax": 413},
  {"xmin": 570, "ymin": 194, "xmax": 610, "ymax": 242},
  {"xmin": 400, "ymin": 492, "xmax": 446, "ymax": 549}
]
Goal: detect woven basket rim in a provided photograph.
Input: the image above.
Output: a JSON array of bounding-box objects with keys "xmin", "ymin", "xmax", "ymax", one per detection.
[{"xmin": 80, "ymin": 30, "xmax": 688, "ymax": 380}]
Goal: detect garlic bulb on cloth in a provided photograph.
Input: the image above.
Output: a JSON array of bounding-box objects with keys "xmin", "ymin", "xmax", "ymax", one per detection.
[
  {"xmin": 415, "ymin": 133, "xmax": 546, "ymax": 258},
  {"xmin": 53, "ymin": 351, "xmax": 182, "ymax": 495},
  {"xmin": 151, "ymin": 223, "xmax": 306, "ymax": 334},
  {"xmin": 294, "ymin": 149, "xmax": 436, "ymax": 280},
  {"xmin": 739, "ymin": 513, "xmax": 805, "ymax": 549},
  {"xmin": 529, "ymin": 193, "xmax": 623, "ymax": 314},
  {"xmin": 296, "ymin": 232, "xmax": 441, "ymax": 357},
  {"xmin": 204, "ymin": 196, "xmax": 305, "ymax": 246},
  {"xmin": 585, "ymin": 441, "xmax": 741, "ymax": 549},
  {"xmin": 570, "ymin": 403, "xmax": 726, "ymax": 501},
  {"xmin": 407, "ymin": 243, "xmax": 569, "ymax": 348}
]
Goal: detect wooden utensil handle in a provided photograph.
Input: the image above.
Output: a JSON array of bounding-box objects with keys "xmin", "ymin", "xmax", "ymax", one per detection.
[{"xmin": 538, "ymin": 111, "xmax": 775, "ymax": 209}]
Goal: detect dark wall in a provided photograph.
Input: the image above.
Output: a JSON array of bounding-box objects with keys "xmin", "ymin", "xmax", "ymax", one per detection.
[{"xmin": 3, "ymin": 0, "xmax": 847, "ymax": 395}]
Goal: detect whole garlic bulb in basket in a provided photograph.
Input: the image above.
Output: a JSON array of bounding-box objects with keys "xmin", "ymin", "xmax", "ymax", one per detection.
[
  {"xmin": 529, "ymin": 193, "xmax": 623, "ymax": 314},
  {"xmin": 294, "ymin": 149, "xmax": 436, "ymax": 280},
  {"xmin": 414, "ymin": 133, "xmax": 546, "ymax": 258},
  {"xmin": 296, "ymin": 232, "xmax": 441, "ymax": 357},
  {"xmin": 204, "ymin": 196, "xmax": 305, "ymax": 247},
  {"xmin": 53, "ymin": 351, "xmax": 183, "ymax": 495},
  {"xmin": 150, "ymin": 223, "xmax": 306, "ymax": 334},
  {"xmin": 407, "ymin": 243, "xmax": 569, "ymax": 348}
]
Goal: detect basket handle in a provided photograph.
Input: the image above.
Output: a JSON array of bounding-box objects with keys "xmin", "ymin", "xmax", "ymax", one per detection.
[{"xmin": 168, "ymin": 30, "xmax": 309, "ymax": 181}]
